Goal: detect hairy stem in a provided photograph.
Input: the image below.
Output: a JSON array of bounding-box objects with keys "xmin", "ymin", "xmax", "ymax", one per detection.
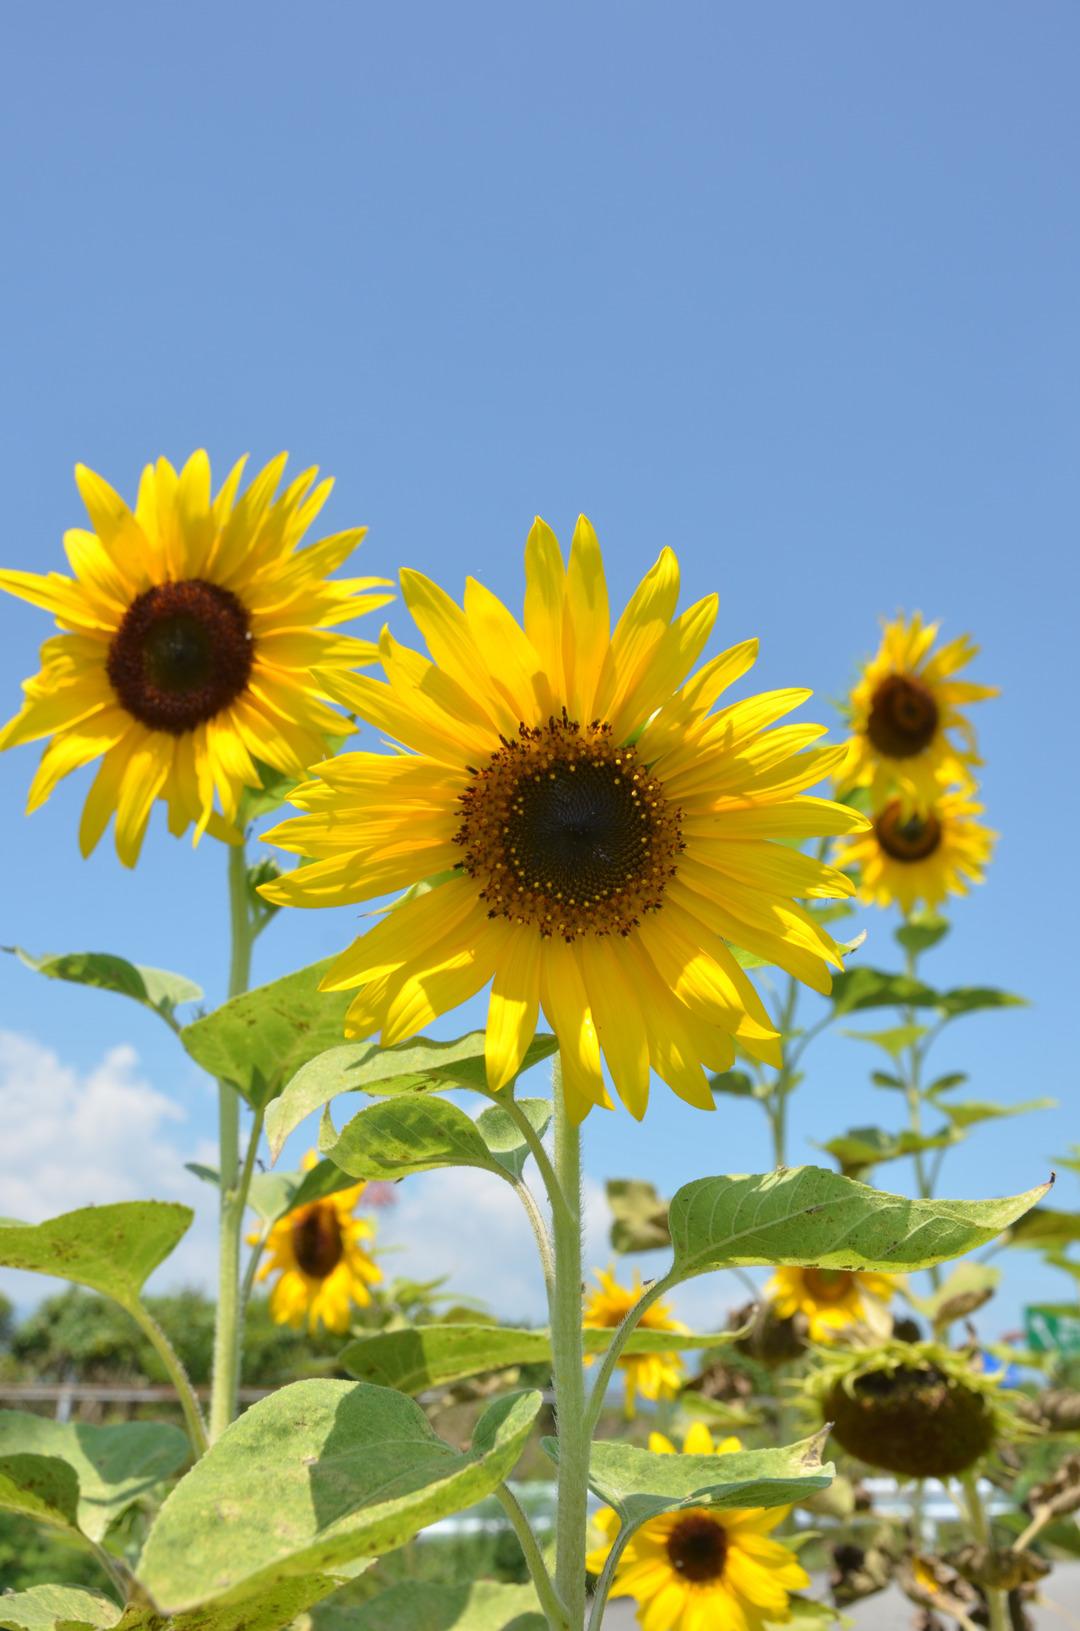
[
  {"xmin": 127, "ymin": 1299, "xmax": 208, "ymax": 1457},
  {"xmin": 583, "ymin": 1270, "xmax": 680, "ymax": 1438},
  {"xmin": 496, "ymin": 1483, "xmax": 568, "ymax": 1631},
  {"xmin": 550, "ymin": 1057, "xmax": 588, "ymax": 1631}
]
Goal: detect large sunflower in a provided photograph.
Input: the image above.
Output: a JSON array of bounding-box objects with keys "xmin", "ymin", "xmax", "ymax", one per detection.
[
  {"xmin": 584, "ymin": 1265, "xmax": 687, "ymax": 1417},
  {"xmin": 261, "ymin": 517, "xmax": 867, "ymax": 1121},
  {"xmin": 587, "ymin": 1424, "xmax": 810, "ymax": 1631},
  {"xmin": 0, "ymin": 452, "xmax": 391, "ymax": 865},
  {"xmin": 836, "ymin": 786, "xmax": 996, "ymax": 915},
  {"xmin": 253, "ymin": 1155, "xmax": 382, "ymax": 1335},
  {"xmin": 840, "ymin": 614, "xmax": 996, "ymax": 809},
  {"xmin": 765, "ymin": 1266, "xmax": 897, "ymax": 1342}
]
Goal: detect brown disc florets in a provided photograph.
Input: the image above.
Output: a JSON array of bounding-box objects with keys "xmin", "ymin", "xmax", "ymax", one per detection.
[
  {"xmin": 292, "ymin": 1204, "xmax": 344, "ymax": 1280},
  {"xmin": 454, "ymin": 711, "xmax": 683, "ymax": 940},
  {"xmin": 826, "ymin": 1363, "xmax": 996, "ymax": 1478},
  {"xmin": 875, "ymin": 801, "xmax": 943, "ymax": 863},
  {"xmin": 106, "ymin": 579, "xmax": 253, "ymax": 733},
  {"xmin": 867, "ymin": 673, "xmax": 939, "ymax": 759},
  {"xmin": 666, "ymin": 1512, "xmax": 728, "ymax": 1583}
]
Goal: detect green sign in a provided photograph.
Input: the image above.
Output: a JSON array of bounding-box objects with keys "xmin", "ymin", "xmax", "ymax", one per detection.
[{"xmin": 1024, "ymin": 1304, "xmax": 1080, "ymax": 1354}]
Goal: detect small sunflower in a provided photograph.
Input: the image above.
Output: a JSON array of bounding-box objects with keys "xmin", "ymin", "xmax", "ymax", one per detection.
[
  {"xmin": 253, "ymin": 1155, "xmax": 382, "ymax": 1334},
  {"xmin": 0, "ymin": 452, "xmax": 391, "ymax": 865},
  {"xmin": 840, "ymin": 614, "xmax": 996, "ymax": 810},
  {"xmin": 836, "ymin": 786, "xmax": 996, "ymax": 914},
  {"xmin": 584, "ymin": 1266, "xmax": 687, "ymax": 1416},
  {"xmin": 765, "ymin": 1267, "xmax": 897, "ymax": 1342},
  {"xmin": 587, "ymin": 1423, "xmax": 810, "ymax": 1631},
  {"xmin": 260, "ymin": 517, "xmax": 867, "ymax": 1121}
]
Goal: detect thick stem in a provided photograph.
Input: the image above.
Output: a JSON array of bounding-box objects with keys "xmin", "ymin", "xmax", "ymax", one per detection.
[
  {"xmin": 901, "ymin": 941, "xmax": 942, "ymax": 1289},
  {"xmin": 127, "ymin": 1300, "xmax": 208, "ymax": 1457},
  {"xmin": 960, "ymin": 1471, "xmax": 1009, "ymax": 1631},
  {"xmin": 209, "ymin": 841, "xmax": 256, "ymax": 1442},
  {"xmin": 550, "ymin": 1057, "xmax": 588, "ymax": 1631},
  {"xmin": 496, "ymin": 1484, "xmax": 568, "ymax": 1631}
]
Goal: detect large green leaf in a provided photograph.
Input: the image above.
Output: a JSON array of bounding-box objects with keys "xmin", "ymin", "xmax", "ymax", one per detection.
[
  {"xmin": 939, "ymin": 1098, "xmax": 1054, "ymax": 1130},
  {"xmin": 0, "ymin": 1411, "xmax": 188, "ymax": 1542},
  {"xmin": 322, "ymin": 1097, "xmax": 520, "ymax": 1183},
  {"xmin": 817, "ymin": 1125, "xmax": 956, "ymax": 1176},
  {"xmin": 0, "ymin": 1203, "xmax": 192, "ymax": 1305},
  {"xmin": 545, "ymin": 1432, "xmax": 831, "ymax": 1528},
  {"xmin": 829, "ymin": 967, "xmax": 940, "ymax": 1016},
  {"xmin": 181, "ymin": 959, "xmax": 355, "ymax": 1110},
  {"xmin": 137, "ymin": 1381, "xmax": 541, "ymax": 1613},
  {"xmin": 0, "ymin": 1586, "xmax": 121, "ymax": 1631},
  {"xmin": 667, "ymin": 1166, "xmax": 1049, "ymax": 1279},
  {"xmin": 330, "ymin": 1580, "xmax": 545, "ymax": 1631},
  {"xmin": 266, "ymin": 1032, "xmax": 557, "ymax": 1160},
  {"xmin": 5, "ymin": 946, "xmax": 201, "ymax": 1031},
  {"xmin": 0, "ymin": 1454, "xmax": 79, "ymax": 1531},
  {"xmin": 339, "ymin": 1322, "xmax": 737, "ymax": 1394}
]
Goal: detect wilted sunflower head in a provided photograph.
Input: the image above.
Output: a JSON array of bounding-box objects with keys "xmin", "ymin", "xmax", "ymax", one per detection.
[
  {"xmin": 836, "ymin": 784, "xmax": 996, "ymax": 914},
  {"xmin": 807, "ymin": 1340, "xmax": 1022, "ymax": 1479},
  {"xmin": 0, "ymin": 453, "xmax": 391, "ymax": 865},
  {"xmin": 261, "ymin": 517, "xmax": 868, "ymax": 1120},
  {"xmin": 840, "ymin": 614, "xmax": 996, "ymax": 811},
  {"xmin": 583, "ymin": 1265, "xmax": 687, "ymax": 1415}
]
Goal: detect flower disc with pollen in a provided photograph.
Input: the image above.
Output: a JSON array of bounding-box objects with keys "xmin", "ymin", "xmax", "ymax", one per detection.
[
  {"xmin": 261, "ymin": 516, "xmax": 868, "ymax": 1121},
  {"xmin": 835, "ymin": 787, "xmax": 996, "ymax": 914}
]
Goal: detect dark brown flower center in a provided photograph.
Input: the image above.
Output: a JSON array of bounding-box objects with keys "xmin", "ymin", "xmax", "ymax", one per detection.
[
  {"xmin": 867, "ymin": 673, "xmax": 939, "ymax": 759},
  {"xmin": 803, "ymin": 1268, "xmax": 855, "ymax": 1304},
  {"xmin": 667, "ymin": 1512, "xmax": 729, "ymax": 1583},
  {"xmin": 454, "ymin": 711, "xmax": 683, "ymax": 941},
  {"xmin": 292, "ymin": 1205, "xmax": 344, "ymax": 1279},
  {"xmin": 106, "ymin": 579, "xmax": 253, "ymax": 734},
  {"xmin": 875, "ymin": 801, "xmax": 943, "ymax": 863}
]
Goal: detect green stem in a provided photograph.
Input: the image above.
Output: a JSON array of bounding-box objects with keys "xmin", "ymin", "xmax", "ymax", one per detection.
[
  {"xmin": 513, "ymin": 1177, "xmax": 556, "ymax": 1300},
  {"xmin": 960, "ymin": 1471, "xmax": 1009, "ymax": 1631},
  {"xmin": 496, "ymin": 1484, "xmax": 568, "ymax": 1631},
  {"xmin": 550, "ymin": 1056, "xmax": 588, "ymax": 1631},
  {"xmin": 768, "ymin": 976, "xmax": 801, "ymax": 1167},
  {"xmin": 901, "ymin": 941, "xmax": 941, "ymax": 1289},
  {"xmin": 127, "ymin": 1300, "xmax": 208, "ymax": 1457},
  {"xmin": 583, "ymin": 1271, "xmax": 680, "ymax": 1437},
  {"xmin": 209, "ymin": 840, "xmax": 256, "ymax": 1442},
  {"xmin": 585, "ymin": 1519, "xmax": 635, "ymax": 1631}
]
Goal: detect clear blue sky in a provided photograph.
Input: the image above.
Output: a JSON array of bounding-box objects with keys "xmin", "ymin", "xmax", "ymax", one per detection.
[{"xmin": 1, "ymin": 3, "xmax": 1077, "ymax": 1333}]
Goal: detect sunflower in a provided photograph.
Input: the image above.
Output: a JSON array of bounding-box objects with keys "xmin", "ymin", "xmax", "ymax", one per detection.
[
  {"xmin": 840, "ymin": 614, "xmax": 997, "ymax": 810},
  {"xmin": 587, "ymin": 1423, "xmax": 809, "ymax": 1631},
  {"xmin": 836, "ymin": 786, "xmax": 996, "ymax": 915},
  {"xmin": 584, "ymin": 1266, "xmax": 687, "ymax": 1417},
  {"xmin": 253, "ymin": 1155, "xmax": 382, "ymax": 1334},
  {"xmin": 765, "ymin": 1267, "xmax": 897, "ymax": 1342},
  {"xmin": 0, "ymin": 452, "xmax": 391, "ymax": 865},
  {"xmin": 260, "ymin": 517, "xmax": 867, "ymax": 1121}
]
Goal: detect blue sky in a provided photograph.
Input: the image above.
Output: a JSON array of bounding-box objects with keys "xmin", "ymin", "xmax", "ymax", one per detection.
[{"xmin": 0, "ymin": 3, "xmax": 1077, "ymax": 1333}]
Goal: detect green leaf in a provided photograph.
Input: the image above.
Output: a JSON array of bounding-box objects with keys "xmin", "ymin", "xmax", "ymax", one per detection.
[
  {"xmin": 870, "ymin": 1070, "xmax": 904, "ymax": 1091},
  {"xmin": 909, "ymin": 1262, "xmax": 1001, "ymax": 1329},
  {"xmin": 829, "ymin": 967, "xmax": 939, "ymax": 1016},
  {"xmin": 328, "ymin": 1581, "xmax": 545, "ymax": 1631},
  {"xmin": 5, "ymin": 946, "xmax": 201, "ymax": 1030},
  {"xmin": 939, "ymin": 1098, "xmax": 1055, "ymax": 1131},
  {"xmin": 266, "ymin": 1032, "xmax": 557, "ymax": 1161},
  {"xmin": 606, "ymin": 1179, "xmax": 672, "ymax": 1253},
  {"xmin": 0, "ymin": 1411, "xmax": 188, "ymax": 1541},
  {"xmin": 709, "ymin": 1069, "xmax": 769, "ymax": 1100},
  {"xmin": 0, "ymin": 1586, "xmax": 121, "ymax": 1631},
  {"xmin": 474, "ymin": 1099, "xmax": 552, "ymax": 1179},
  {"xmin": 841, "ymin": 1023, "xmax": 927, "ymax": 1058},
  {"xmin": 938, "ymin": 986, "xmax": 1027, "ymax": 1018},
  {"xmin": 321, "ymin": 1097, "xmax": 506, "ymax": 1181},
  {"xmin": 0, "ymin": 1203, "xmax": 192, "ymax": 1305},
  {"xmin": 138, "ymin": 1381, "xmax": 542, "ymax": 1613},
  {"xmin": 181, "ymin": 959, "xmax": 355, "ymax": 1110},
  {"xmin": 545, "ymin": 1432, "xmax": 831, "ymax": 1528},
  {"xmin": 895, "ymin": 913, "xmax": 950, "ymax": 954},
  {"xmin": 925, "ymin": 1071, "xmax": 969, "ymax": 1097},
  {"xmin": 1003, "ymin": 1208, "xmax": 1080, "ymax": 1250},
  {"xmin": 667, "ymin": 1166, "xmax": 1050, "ymax": 1279},
  {"xmin": 0, "ymin": 1453, "xmax": 80, "ymax": 1531},
  {"xmin": 816, "ymin": 1125, "xmax": 957, "ymax": 1176},
  {"xmin": 339, "ymin": 1322, "xmax": 737, "ymax": 1394}
]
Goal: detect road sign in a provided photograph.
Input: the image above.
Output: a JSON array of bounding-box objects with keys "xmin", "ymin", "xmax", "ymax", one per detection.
[{"xmin": 1024, "ymin": 1304, "xmax": 1080, "ymax": 1354}]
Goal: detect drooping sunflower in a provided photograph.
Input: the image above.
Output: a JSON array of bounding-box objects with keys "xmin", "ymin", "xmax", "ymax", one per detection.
[
  {"xmin": 0, "ymin": 452, "xmax": 391, "ymax": 865},
  {"xmin": 261, "ymin": 517, "xmax": 867, "ymax": 1121},
  {"xmin": 835, "ymin": 785, "xmax": 996, "ymax": 915},
  {"xmin": 765, "ymin": 1266, "xmax": 897, "ymax": 1342},
  {"xmin": 254, "ymin": 1155, "xmax": 382, "ymax": 1334},
  {"xmin": 587, "ymin": 1424, "xmax": 810, "ymax": 1631},
  {"xmin": 840, "ymin": 614, "xmax": 997, "ymax": 810},
  {"xmin": 584, "ymin": 1266, "xmax": 687, "ymax": 1417}
]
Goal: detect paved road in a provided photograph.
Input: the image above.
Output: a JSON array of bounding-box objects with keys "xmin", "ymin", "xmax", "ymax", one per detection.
[{"xmin": 601, "ymin": 1564, "xmax": 1080, "ymax": 1628}]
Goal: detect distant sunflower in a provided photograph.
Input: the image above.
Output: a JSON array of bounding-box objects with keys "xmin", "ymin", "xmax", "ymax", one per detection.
[
  {"xmin": 841, "ymin": 614, "xmax": 996, "ymax": 810},
  {"xmin": 837, "ymin": 787, "xmax": 996, "ymax": 914},
  {"xmin": 765, "ymin": 1266, "xmax": 897, "ymax": 1342},
  {"xmin": 584, "ymin": 1266, "xmax": 687, "ymax": 1417},
  {"xmin": 0, "ymin": 453, "xmax": 390, "ymax": 865},
  {"xmin": 254, "ymin": 1155, "xmax": 382, "ymax": 1334},
  {"xmin": 587, "ymin": 1423, "xmax": 809, "ymax": 1631},
  {"xmin": 261, "ymin": 517, "xmax": 866, "ymax": 1121}
]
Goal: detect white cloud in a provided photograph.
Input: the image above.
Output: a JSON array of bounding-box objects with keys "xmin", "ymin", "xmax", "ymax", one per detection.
[{"xmin": 0, "ymin": 1030, "xmax": 218, "ymax": 1306}]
